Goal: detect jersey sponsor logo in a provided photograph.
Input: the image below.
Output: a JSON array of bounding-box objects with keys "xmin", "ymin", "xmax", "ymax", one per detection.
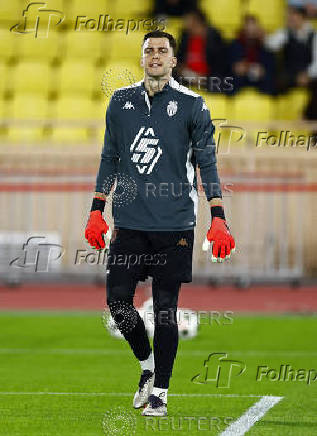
[
  {"xmin": 130, "ymin": 127, "xmax": 162, "ymax": 174},
  {"xmin": 122, "ymin": 101, "xmax": 135, "ymax": 110},
  {"xmin": 167, "ymin": 100, "xmax": 178, "ymax": 116}
]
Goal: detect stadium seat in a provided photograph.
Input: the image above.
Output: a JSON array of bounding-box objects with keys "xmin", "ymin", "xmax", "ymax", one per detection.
[
  {"xmin": 200, "ymin": 0, "xmax": 242, "ymax": 39},
  {"xmin": 113, "ymin": 0, "xmax": 152, "ymax": 17},
  {"xmin": 245, "ymin": 0, "xmax": 285, "ymax": 32},
  {"xmin": 275, "ymin": 88, "xmax": 310, "ymax": 145},
  {"xmin": 0, "ymin": 0, "xmax": 23, "ymax": 22},
  {"xmin": 229, "ymin": 90, "xmax": 274, "ymax": 121},
  {"xmin": 107, "ymin": 31, "xmax": 145, "ymax": 62},
  {"xmin": 276, "ymin": 88, "xmax": 309, "ymax": 121},
  {"xmin": 64, "ymin": 30, "xmax": 106, "ymax": 61},
  {"xmin": 9, "ymin": 61, "xmax": 51, "ymax": 95},
  {"xmin": 226, "ymin": 90, "xmax": 274, "ymax": 149},
  {"xmin": 0, "ymin": 62, "xmax": 8, "ymax": 97},
  {"xmin": 15, "ymin": 30, "xmax": 62, "ymax": 60},
  {"xmin": 203, "ymin": 94, "xmax": 228, "ymax": 120},
  {"xmin": 50, "ymin": 96, "xmax": 98, "ymax": 143},
  {"xmin": 67, "ymin": 0, "xmax": 108, "ymax": 20},
  {"xmin": 6, "ymin": 94, "xmax": 49, "ymax": 143},
  {"xmin": 58, "ymin": 61, "xmax": 96, "ymax": 96},
  {"xmin": 0, "ymin": 28, "xmax": 19, "ymax": 60}
]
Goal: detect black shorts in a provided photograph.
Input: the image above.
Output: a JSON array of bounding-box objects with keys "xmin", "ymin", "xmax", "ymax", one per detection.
[{"xmin": 106, "ymin": 227, "xmax": 194, "ymax": 286}]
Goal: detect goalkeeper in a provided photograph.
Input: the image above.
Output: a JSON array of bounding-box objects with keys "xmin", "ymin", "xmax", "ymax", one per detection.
[{"xmin": 85, "ymin": 30, "xmax": 235, "ymax": 417}]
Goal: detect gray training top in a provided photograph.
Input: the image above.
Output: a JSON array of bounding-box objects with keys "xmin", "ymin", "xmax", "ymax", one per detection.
[{"xmin": 95, "ymin": 77, "xmax": 222, "ymax": 231}]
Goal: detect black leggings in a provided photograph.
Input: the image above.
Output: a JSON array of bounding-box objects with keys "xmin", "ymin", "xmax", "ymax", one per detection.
[{"xmin": 107, "ymin": 276, "xmax": 181, "ymax": 389}]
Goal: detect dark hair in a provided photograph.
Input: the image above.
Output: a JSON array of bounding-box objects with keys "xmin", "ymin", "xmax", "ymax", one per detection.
[{"xmin": 143, "ymin": 31, "xmax": 177, "ymax": 53}]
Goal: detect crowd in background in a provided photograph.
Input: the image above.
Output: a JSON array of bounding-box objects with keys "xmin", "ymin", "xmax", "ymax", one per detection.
[{"xmin": 153, "ymin": 0, "xmax": 317, "ymax": 122}]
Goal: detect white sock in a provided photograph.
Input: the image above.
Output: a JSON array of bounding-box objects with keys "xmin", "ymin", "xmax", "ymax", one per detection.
[
  {"xmin": 152, "ymin": 387, "xmax": 168, "ymax": 404},
  {"xmin": 140, "ymin": 351, "xmax": 154, "ymax": 372}
]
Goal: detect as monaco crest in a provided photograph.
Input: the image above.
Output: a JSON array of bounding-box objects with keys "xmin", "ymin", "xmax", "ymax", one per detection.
[{"xmin": 167, "ymin": 100, "xmax": 178, "ymax": 117}]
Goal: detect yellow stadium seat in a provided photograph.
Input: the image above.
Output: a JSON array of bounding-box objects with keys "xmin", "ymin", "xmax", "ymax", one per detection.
[
  {"xmin": 0, "ymin": 62, "xmax": 8, "ymax": 97},
  {"xmin": 275, "ymin": 89, "xmax": 310, "ymax": 144},
  {"xmin": 67, "ymin": 0, "xmax": 108, "ymax": 20},
  {"xmin": 6, "ymin": 94, "xmax": 48, "ymax": 143},
  {"xmin": 276, "ymin": 88, "xmax": 309, "ymax": 120},
  {"xmin": 229, "ymin": 90, "xmax": 274, "ymax": 121},
  {"xmin": 113, "ymin": 0, "xmax": 152, "ymax": 17},
  {"xmin": 9, "ymin": 61, "xmax": 51, "ymax": 95},
  {"xmin": 0, "ymin": 28, "xmax": 20, "ymax": 60},
  {"xmin": 246, "ymin": 0, "xmax": 285, "ymax": 32},
  {"xmin": 16, "ymin": 30, "xmax": 62, "ymax": 60},
  {"xmin": 9, "ymin": 93, "xmax": 49, "ymax": 119},
  {"xmin": 203, "ymin": 94, "xmax": 228, "ymax": 120},
  {"xmin": 58, "ymin": 61, "xmax": 96, "ymax": 96},
  {"xmin": 107, "ymin": 31, "xmax": 145, "ymax": 62},
  {"xmin": 0, "ymin": 0, "xmax": 23, "ymax": 21},
  {"xmin": 227, "ymin": 90, "xmax": 274, "ymax": 149},
  {"xmin": 50, "ymin": 96, "xmax": 97, "ymax": 142},
  {"xmin": 199, "ymin": 93, "xmax": 231, "ymax": 153},
  {"xmin": 200, "ymin": 0, "xmax": 242, "ymax": 39},
  {"xmin": 64, "ymin": 30, "xmax": 106, "ymax": 60}
]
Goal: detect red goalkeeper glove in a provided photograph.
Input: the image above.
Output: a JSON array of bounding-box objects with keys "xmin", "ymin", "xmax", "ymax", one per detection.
[
  {"xmin": 202, "ymin": 206, "xmax": 235, "ymax": 262},
  {"xmin": 85, "ymin": 210, "xmax": 111, "ymax": 250}
]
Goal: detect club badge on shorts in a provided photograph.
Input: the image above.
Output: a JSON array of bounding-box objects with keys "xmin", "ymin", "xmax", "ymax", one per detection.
[{"xmin": 167, "ymin": 100, "xmax": 178, "ymax": 117}]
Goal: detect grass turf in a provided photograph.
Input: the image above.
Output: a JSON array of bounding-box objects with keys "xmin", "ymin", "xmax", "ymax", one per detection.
[{"xmin": 0, "ymin": 312, "xmax": 316, "ymax": 435}]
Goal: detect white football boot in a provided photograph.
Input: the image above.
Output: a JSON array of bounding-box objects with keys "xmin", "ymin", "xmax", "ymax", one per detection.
[
  {"xmin": 133, "ymin": 370, "xmax": 154, "ymax": 409},
  {"xmin": 142, "ymin": 394, "xmax": 167, "ymax": 416}
]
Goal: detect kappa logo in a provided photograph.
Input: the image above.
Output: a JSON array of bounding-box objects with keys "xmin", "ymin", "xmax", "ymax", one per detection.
[
  {"xmin": 122, "ymin": 101, "xmax": 135, "ymax": 110},
  {"xmin": 167, "ymin": 100, "xmax": 178, "ymax": 117},
  {"xmin": 202, "ymin": 102, "xmax": 208, "ymax": 111},
  {"xmin": 177, "ymin": 238, "xmax": 188, "ymax": 247},
  {"xmin": 130, "ymin": 127, "xmax": 162, "ymax": 174}
]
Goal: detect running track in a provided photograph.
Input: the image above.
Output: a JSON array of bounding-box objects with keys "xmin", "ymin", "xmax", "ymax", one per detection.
[{"xmin": 1, "ymin": 284, "xmax": 317, "ymax": 313}]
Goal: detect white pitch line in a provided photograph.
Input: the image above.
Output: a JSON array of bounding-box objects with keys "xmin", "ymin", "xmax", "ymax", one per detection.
[
  {"xmin": 0, "ymin": 392, "xmax": 268, "ymax": 398},
  {"xmin": 219, "ymin": 396, "xmax": 283, "ymax": 436}
]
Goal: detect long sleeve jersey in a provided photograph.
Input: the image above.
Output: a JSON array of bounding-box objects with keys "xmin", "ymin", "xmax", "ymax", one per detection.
[{"xmin": 95, "ymin": 77, "xmax": 222, "ymax": 231}]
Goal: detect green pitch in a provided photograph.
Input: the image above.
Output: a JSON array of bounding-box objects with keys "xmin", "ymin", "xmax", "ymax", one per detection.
[{"xmin": 0, "ymin": 312, "xmax": 316, "ymax": 435}]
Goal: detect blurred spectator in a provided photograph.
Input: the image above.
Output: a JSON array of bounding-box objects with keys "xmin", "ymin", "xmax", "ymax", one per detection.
[
  {"xmin": 229, "ymin": 15, "xmax": 275, "ymax": 95},
  {"xmin": 153, "ymin": 0, "xmax": 197, "ymax": 17},
  {"xmin": 288, "ymin": 0, "xmax": 317, "ymax": 18},
  {"xmin": 175, "ymin": 9, "xmax": 226, "ymax": 91},
  {"xmin": 265, "ymin": 6, "xmax": 317, "ymax": 92}
]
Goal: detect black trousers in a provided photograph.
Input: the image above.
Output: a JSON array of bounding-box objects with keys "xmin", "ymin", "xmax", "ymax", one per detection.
[{"xmin": 106, "ymin": 227, "xmax": 194, "ymax": 388}]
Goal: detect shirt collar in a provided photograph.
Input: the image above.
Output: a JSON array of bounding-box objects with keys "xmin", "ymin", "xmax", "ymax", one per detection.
[{"xmin": 140, "ymin": 77, "xmax": 173, "ymax": 95}]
